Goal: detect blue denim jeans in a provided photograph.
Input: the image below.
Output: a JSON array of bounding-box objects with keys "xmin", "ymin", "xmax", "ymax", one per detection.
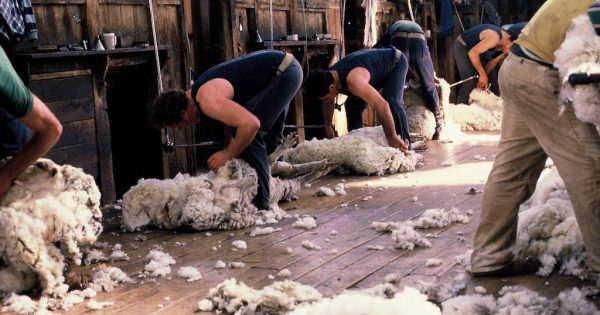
[
  {"xmin": 239, "ymin": 58, "xmax": 303, "ymax": 209},
  {"xmin": 345, "ymin": 52, "xmax": 411, "ymax": 144},
  {"xmin": 390, "ymin": 36, "xmax": 440, "ymax": 116}
]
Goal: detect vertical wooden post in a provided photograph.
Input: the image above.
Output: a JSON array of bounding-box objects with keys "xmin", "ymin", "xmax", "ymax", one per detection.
[{"xmin": 85, "ymin": 0, "xmax": 101, "ymax": 42}]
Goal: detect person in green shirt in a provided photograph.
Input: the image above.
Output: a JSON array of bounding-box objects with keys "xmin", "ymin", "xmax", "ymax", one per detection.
[{"xmin": 0, "ymin": 46, "xmax": 62, "ymax": 200}]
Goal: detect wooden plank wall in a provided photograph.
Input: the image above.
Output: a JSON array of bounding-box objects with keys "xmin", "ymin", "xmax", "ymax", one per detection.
[{"xmin": 15, "ymin": 0, "xmax": 191, "ymax": 181}]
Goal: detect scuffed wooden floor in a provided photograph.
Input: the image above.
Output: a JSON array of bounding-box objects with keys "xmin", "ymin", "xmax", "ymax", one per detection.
[{"xmin": 3, "ymin": 131, "xmax": 599, "ymax": 314}]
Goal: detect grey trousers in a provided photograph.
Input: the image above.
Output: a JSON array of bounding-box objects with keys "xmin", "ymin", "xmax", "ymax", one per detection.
[{"xmin": 471, "ymin": 54, "xmax": 600, "ymax": 273}]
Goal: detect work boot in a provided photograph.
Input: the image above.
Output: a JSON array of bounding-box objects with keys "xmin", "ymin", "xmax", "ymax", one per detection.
[{"xmin": 471, "ymin": 257, "xmax": 541, "ymax": 277}]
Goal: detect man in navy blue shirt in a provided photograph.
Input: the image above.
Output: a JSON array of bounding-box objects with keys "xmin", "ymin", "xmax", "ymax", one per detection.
[
  {"xmin": 151, "ymin": 50, "xmax": 302, "ymax": 210},
  {"xmin": 304, "ymin": 48, "xmax": 410, "ymax": 152}
]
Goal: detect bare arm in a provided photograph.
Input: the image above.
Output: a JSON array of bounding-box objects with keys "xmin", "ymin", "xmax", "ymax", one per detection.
[
  {"xmin": 468, "ymin": 30, "xmax": 501, "ymax": 90},
  {"xmin": 484, "ymin": 52, "xmax": 507, "ymax": 74},
  {"xmin": 197, "ymin": 79, "xmax": 260, "ymax": 171},
  {"xmin": 321, "ymin": 96, "xmax": 336, "ymax": 139},
  {"xmin": 0, "ymin": 94, "xmax": 63, "ymax": 199},
  {"xmin": 346, "ymin": 68, "xmax": 408, "ymax": 152}
]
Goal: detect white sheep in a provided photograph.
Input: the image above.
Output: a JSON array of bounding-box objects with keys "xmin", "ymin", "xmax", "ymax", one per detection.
[
  {"xmin": 555, "ymin": 15, "xmax": 600, "ymax": 134},
  {"xmin": 0, "ymin": 158, "xmax": 102, "ymax": 295}
]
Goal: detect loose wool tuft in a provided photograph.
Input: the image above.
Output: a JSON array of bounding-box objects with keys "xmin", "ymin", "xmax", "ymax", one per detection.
[
  {"xmin": 0, "ymin": 158, "xmax": 102, "ymax": 295},
  {"xmin": 284, "ymin": 126, "xmax": 421, "ymax": 176},
  {"xmin": 513, "ymin": 168, "xmax": 591, "ymax": 279},
  {"xmin": 121, "ymin": 159, "xmax": 295, "ymax": 232},
  {"xmin": 197, "ymin": 278, "xmax": 323, "ymax": 314},
  {"xmin": 446, "ymin": 89, "xmax": 503, "ymax": 131},
  {"xmin": 555, "ymin": 15, "xmax": 600, "ymax": 135},
  {"xmin": 404, "ymin": 88, "xmax": 436, "ymax": 140}
]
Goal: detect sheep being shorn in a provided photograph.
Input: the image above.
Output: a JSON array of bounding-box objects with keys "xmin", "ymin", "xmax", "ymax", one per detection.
[
  {"xmin": 283, "ymin": 126, "xmax": 421, "ymax": 175},
  {"xmin": 555, "ymin": 15, "xmax": 600, "ymax": 135},
  {"xmin": 121, "ymin": 157, "xmax": 329, "ymax": 232},
  {"xmin": 0, "ymin": 158, "xmax": 103, "ymax": 295},
  {"xmin": 446, "ymin": 89, "xmax": 503, "ymax": 131}
]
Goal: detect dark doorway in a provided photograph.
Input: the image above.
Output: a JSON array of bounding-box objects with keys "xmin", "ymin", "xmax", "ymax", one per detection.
[{"xmin": 106, "ymin": 65, "xmax": 163, "ymax": 199}]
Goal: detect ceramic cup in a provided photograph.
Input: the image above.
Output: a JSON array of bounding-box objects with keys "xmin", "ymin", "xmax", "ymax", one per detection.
[{"xmin": 102, "ymin": 33, "xmax": 117, "ymax": 50}]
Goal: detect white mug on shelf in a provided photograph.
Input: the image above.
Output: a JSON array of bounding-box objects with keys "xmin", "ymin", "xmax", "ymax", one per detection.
[{"xmin": 101, "ymin": 33, "xmax": 117, "ymax": 50}]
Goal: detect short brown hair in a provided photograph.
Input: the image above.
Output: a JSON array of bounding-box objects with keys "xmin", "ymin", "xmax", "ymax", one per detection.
[{"xmin": 150, "ymin": 90, "xmax": 188, "ymax": 128}]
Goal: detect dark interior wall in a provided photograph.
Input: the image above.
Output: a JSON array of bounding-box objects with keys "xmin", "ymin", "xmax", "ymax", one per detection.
[{"xmin": 106, "ymin": 66, "xmax": 163, "ymax": 198}]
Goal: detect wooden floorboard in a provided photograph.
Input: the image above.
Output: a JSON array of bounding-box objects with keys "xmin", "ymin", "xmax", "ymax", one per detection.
[{"xmin": 3, "ymin": 131, "xmax": 599, "ymax": 314}]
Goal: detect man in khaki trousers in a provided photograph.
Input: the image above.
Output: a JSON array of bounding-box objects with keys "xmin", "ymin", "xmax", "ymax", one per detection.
[{"xmin": 471, "ymin": 0, "xmax": 600, "ymax": 277}]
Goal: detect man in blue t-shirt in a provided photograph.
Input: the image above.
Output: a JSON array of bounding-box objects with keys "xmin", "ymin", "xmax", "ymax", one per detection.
[
  {"xmin": 151, "ymin": 50, "xmax": 302, "ymax": 210},
  {"xmin": 452, "ymin": 23, "xmax": 525, "ymax": 104},
  {"xmin": 374, "ymin": 20, "xmax": 443, "ymax": 140},
  {"xmin": 304, "ymin": 48, "xmax": 410, "ymax": 152}
]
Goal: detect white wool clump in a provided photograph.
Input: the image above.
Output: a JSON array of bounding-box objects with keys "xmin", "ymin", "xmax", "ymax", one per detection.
[
  {"xmin": 1, "ymin": 293, "xmax": 37, "ymax": 314},
  {"xmin": 556, "ymin": 287, "xmax": 600, "ymax": 314},
  {"xmin": 496, "ymin": 286, "xmax": 550, "ymax": 314},
  {"xmin": 446, "ymin": 103, "xmax": 502, "ymax": 131},
  {"xmin": 408, "ymin": 208, "xmax": 470, "ymax": 229},
  {"xmin": 250, "ymin": 226, "xmax": 280, "ymax": 236},
  {"xmin": 229, "ymin": 261, "xmax": 246, "ymax": 268},
  {"xmin": 514, "ymin": 168, "xmax": 587, "ymax": 278},
  {"xmin": 86, "ymin": 299, "xmax": 114, "ymax": 310},
  {"xmin": 555, "ymin": 15, "xmax": 600, "ymax": 135},
  {"xmin": 0, "ymin": 159, "xmax": 102, "ymax": 295},
  {"xmin": 144, "ymin": 250, "xmax": 176, "ymax": 277},
  {"xmin": 454, "ymin": 250, "xmax": 473, "ymax": 271},
  {"xmin": 425, "ymin": 258, "xmax": 443, "ymax": 267},
  {"xmin": 333, "ymin": 183, "xmax": 346, "ymax": 195},
  {"xmin": 441, "ymin": 294, "xmax": 497, "ymax": 315},
  {"xmin": 367, "ymin": 245, "xmax": 385, "ymax": 251},
  {"xmin": 89, "ymin": 265, "xmax": 134, "ymax": 292},
  {"xmin": 215, "ymin": 260, "xmax": 227, "ymax": 269},
  {"xmin": 406, "ymin": 102, "xmax": 436, "ymax": 140},
  {"xmin": 416, "ymin": 272, "xmax": 469, "ymax": 303},
  {"xmin": 277, "ymin": 269, "xmax": 291, "ymax": 277},
  {"xmin": 177, "ymin": 266, "xmax": 202, "ymax": 282},
  {"xmin": 232, "ymin": 240, "xmax": 248, "ymax": 250},
  {"xmin": 289, "ymin": 287, "xmax": 440, "ymax": 315},
  {"xmin": 284, "ymin": 126, "xmax": 421, "ymax": 176},
  {"xmin": 121, "ymin": 159, "xmax": 292, "ymax": 232},
  {"xmin": 292, "ymin": 216, "xmax": 317, "ymax": 229},
  {"xmin": 468, "ymin": 88, "xmax": 503, "ymax": 111},
  {"xmin": 199, "ymin": 278, "xmax": 322, "ymax": 314},
  {"xmin": 107, "ymin": 243, "xmax": 129, "ymax": 262},
  {"xmin": 302, "ymin": 240, "xmax": 322, "ymax": 250},
  {"xmin": 442, "ymin": 285, "xmax": 599, "ymax": 314},
  {"xmin": 371, "ymin": 221, "xmax": 431, "ymax": 250},
  {"xmin": 316, "ymin": 186, "xmax": 336, "ymax": 197}
]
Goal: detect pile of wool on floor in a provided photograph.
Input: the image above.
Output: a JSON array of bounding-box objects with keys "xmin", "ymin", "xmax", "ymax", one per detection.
[
  {"xmin": 198, "ymin": 279, "xmax": 440, "ymax": 315},
  {"xmin": 371, "ymin": 208, "xmax": 470, "ymax": 250},
  {"xmin": 403, "ymin": 87, "xmax": 436, "ymax": 140},
  {"xmin": 513, "ymin": 167, "xmax": 591, "ymax": 279},
  {"xmin": 446, "ymin": 89, "xmax": 503, "ymax": 131},
  {"xmin": 1, "ymin": 264, "xmax": 133, "ymax": 313},
  {"xmin": 121, "ymin": 159, "xmax": 302, "ymax": 232},
  {"xmin": 441, "ymin": 285, "xmax": 599, "ymax": 314},
  {"xmin": 555, "ymin": 14, "xmax": 600, "ymax": 135},
  {"xmin": 283, "ymin": 126, "xmax": 421, "ymax": 175},
  {"xmin": 0, "ymin": 158, "xmax": 103, "ymax": 295}
]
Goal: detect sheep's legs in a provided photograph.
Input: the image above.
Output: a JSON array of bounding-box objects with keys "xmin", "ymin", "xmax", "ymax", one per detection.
[{"xmin": 268, "ymin": 132, "xmax": 298, "ymax": 167}]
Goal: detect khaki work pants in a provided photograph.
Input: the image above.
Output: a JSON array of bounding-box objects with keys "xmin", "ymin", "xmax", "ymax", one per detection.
[{"xmin": 471, "ymin": 54, "xmax": 600, "ymax": 273}]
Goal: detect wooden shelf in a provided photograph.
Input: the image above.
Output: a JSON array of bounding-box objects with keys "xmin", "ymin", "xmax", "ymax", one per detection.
[{"xmin": 17, "ymin": 46, "xmax": 169, "ymax": 59}]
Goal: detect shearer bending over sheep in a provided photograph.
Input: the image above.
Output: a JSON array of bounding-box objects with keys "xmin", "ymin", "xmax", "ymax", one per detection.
[
  {"xmin": 151, "ymin": 50, "xmax": 302, "ymax": 210},
  {"xmin": 471, "ymin": 0, "xmax": 600, "ymax": 278},
  {"xmin": 452, "ymin": 23, "xmax": 525, "ymax": 104},
  {"xmin": 0, "ymin": 46, "xmax": 63, "ymax": 200},
  {"xmin": 304, "ymin": 48, "xmax": 411, "ymax": 152},
  {"xmin": 374, "ymin": 20, "xmax": 444, "ymax": 140}
]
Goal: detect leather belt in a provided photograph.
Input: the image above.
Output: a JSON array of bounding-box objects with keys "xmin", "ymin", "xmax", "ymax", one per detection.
[
  {"xmin": 391, "ymin": 31, "xmax": 426, "ymax": 40},
  {"xmin": 510, "ymin": 44, "xmax": 556, "ymax": 70},
  {"xmin": 276, "ymin": 52, "xmax": 294, "ymax": 75}
]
